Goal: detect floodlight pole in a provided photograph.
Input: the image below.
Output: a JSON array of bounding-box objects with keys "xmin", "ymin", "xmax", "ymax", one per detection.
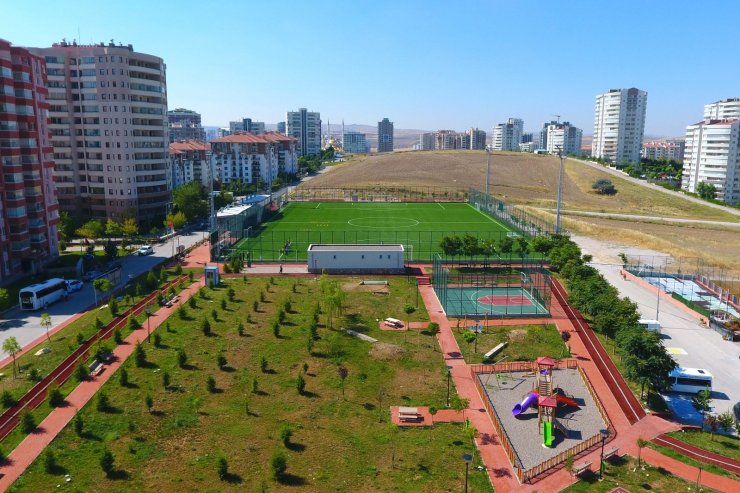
[
  {"xmin": 485, "ymin": 148, "xmax": 491, "ymax": 196},
  {"xmin": 555, "ymin": 147, "xmax": 564, "ymax": 234}
]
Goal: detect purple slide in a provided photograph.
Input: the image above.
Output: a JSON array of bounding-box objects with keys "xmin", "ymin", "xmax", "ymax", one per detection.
[{"xmin": 512, "ymin": 392, "xmax": 538, "ymax": 417}]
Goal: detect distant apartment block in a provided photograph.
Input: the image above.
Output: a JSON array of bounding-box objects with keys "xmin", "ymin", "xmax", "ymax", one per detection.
[
  {"xmin": 466, "ymin": 128, "xmax": 487, "ymax": 150},
  {"xmin": 521, "ymin": 133, "xmax": 534, "ymax": 144},
  {"xmin": 543, "ymin": 121, "xmax": 582, "ymax": 156},
  {"xmin": 420, "ymin": 132, "xmax": 435, "ymax": 150},
  {"xmin": 682, "ymin": 116, "xmax": 740, "ymax": 204},
  {"xmin": 342, "ymin": 131, "xmax": 369, "ymax": 154},
  {"xmin": 492, "ymin": 118, "xmax": 524, "ymax": 151},
  {"xmin": 704, "ymin": 98, "xmax": 740, "ymax": 120},
  {"xmin": 276, "ymin": 121, "xmax": 286, "ymax": 134},
  {"xmin": 419, "ymin": 129, "xmax": 485, "ymax": 151},
  {"xmin": 593, "ymin": 87, "xmax": 647, "ymax": 164},
  {"xmin": 242, "ymin": 118, "xmax": 265, "ymax": 134},
  {"xmin": 377, "ymin": 118, "xmax": 394, "ymax": 152},
  {"xmin": 210, "ymin": 132, "xmax": 297, "ymax": 187},
  {"xmin": 519, "ymin": 142, "xmax": 537, "ymax": 153},
  {"xmin": 30, "ymin": 40, "xmax": 170, "ymax": 225},
  {"xmin": 286, "ymin": 108, "xmax": 321, "ymax": 156},
  {"xmin": 169, "ymin": 140, "xmax": 210, "ymax": 189},
  {"xmin": 0, "ymin": 39, "xmax": 60, "ymax": 280},
  {"xmin": 168, "ymin": 108, "xmax": 205, "ymax": 143},
  {"xmin": 641, "ymin": 140, "xmax": 685, "ymax": 161}
]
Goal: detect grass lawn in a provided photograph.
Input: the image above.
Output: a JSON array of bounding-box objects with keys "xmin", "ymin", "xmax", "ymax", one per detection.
[
  {"xmin": 9, "ymin": 276, "xmax": 493, "ymax": 492},
  {"xmin": 451, "ymin": 323, "xmax": 567, "ymax": 364},
  {"xmin": 234, "ymin": 202, "xmax": 512, "ymax": 262},
  {"xmin": 566, "ymin": 454, "xmax": 717, "ymax": 492},
  {"xmin": 666, "ymin": 430, "xmax": 740, "ymax": 462},
  {"xmin": 646, "ymin": 442, "xmax": 740, "ymax": 481}
]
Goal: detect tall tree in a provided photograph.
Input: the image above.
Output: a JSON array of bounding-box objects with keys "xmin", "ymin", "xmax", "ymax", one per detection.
[
  {"xmin": 121, "ymin": 217, "xmax": 139, "ymax": 238},
  {"xmin": 105, "ymin": 219, "xmax": 122, "ymax": 239},
  {"xmin": 2, "ymin": 337, "xmax": 22, "ymax": 378},
  {"xmin": 172, "ymin": 181, "xmax": 208, "ymax": 222},
  {"xmin": 164, "ymin": 211, "xmax": 187, "ymax": 230},
  {"xmin": 461, "ymin": 234, "xmax": 480, "ymax": 264},
  {"xmin": 40, "ymin": 312, "xmax": 53, "ymax": 343},
  {"xmin": 75, "ymin": 219, "xmax": 104, "ymax": 242}
]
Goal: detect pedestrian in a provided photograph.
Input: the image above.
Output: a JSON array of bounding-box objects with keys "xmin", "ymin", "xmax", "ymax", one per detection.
[{"xmin": 279, "ymin": 264, "xmax": 283, "ymax": 274}]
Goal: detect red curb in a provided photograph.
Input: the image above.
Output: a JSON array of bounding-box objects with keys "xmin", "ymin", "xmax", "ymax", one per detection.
[{"xmin": 653, "ymin": 433, "xmax": 740, "ymax": 475}]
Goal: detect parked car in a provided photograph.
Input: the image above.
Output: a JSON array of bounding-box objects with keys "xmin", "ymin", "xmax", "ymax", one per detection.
[
  {"xmin": 82, "ymin": 270, "xmax": 101, "ymax": 282},
  {"xmin": 65, "ymin": 279, "xmax": 83, "ymax": 292},
  {"xmin": 137, "ymin": 245, "xmax": 154, "ymax": 256}
]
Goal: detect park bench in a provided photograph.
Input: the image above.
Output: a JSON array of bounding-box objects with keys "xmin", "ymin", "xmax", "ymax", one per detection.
[
  {"xmin": 603, "ymin": 446, "xmax": 619, "ymax": 460},
  {"xmin": 89, "ymin": 359, "xmax": 104, "ymax": 377},
  {"xmin": 572, "ymin": 461, "xmax": 592, "ymax": 476},
  {"xmin": 383, "ymin": 318, "xmax": 403, "ymax": 328},
  {"xmin": 398, "ymin": 406, "xmax": 422, "ymax": 422}
]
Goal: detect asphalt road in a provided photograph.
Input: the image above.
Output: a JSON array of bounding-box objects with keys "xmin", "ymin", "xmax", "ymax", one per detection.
[{"xmin": 0, "ymin": 230, "xmax": 208, "ymax": 359}]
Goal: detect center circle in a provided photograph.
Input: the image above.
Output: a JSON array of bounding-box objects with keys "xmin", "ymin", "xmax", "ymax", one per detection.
[{"xmin": 347, "ymin": 217, "xmax": 420, "ymax": 228}]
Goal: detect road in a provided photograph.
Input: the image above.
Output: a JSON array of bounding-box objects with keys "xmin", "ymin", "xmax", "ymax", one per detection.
[
  {"xmin": 572, "ymin": 234, "xmax": 740, "ymax": 418},
  {"xmin": 543, "ymin": 208, "xmax": 740, "ymax": 228},
  {"xmin": 0, "ymin": 229, "xmax": 207, "ymax": 359}
]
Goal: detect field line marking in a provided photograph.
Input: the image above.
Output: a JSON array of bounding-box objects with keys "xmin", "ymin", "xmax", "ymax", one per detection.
[
  {"xmin": 315, "ymin": 203, "xmax": 320, "ymax": 209},
  {"xmin": 437, "ymin": 202, "xmax": 445, "ymax": 210},
  {"xmin": 467, "ymin": 203, "xmax": 509, "ymax": 231}
]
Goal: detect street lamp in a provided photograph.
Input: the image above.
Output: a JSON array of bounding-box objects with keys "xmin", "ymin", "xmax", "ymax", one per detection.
[
  {"xmin": 463, "ymin": 453, "xmax": 473, "ymax": 493},
  {"xmin": 145, "ymin": 307, "xmax": 153, "ymax": 343},
  {"xmin": 555, "ymin": 146, "xmax": 565, "ymax": 234},
  {"xmin": 485, "ymin": 148, "xmax": 491, "ymax": 196},
  {"xmin": 446, "ymin": 365, "xmax": 453, "ymax": 407},
  {"xmin": 598, "ymin": 428, "xmax": 609, "ymax": 480}
]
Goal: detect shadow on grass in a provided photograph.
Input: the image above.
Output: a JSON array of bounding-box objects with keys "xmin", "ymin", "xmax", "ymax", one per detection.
[
  {"xmin": 220, "ymin": 366, "xmax": 236, "ymax": 373},
  {"xmin": 121, "ymin": 382, "xmax": 140, "ymax": 389},
  {"xmin": 47, "ymin": 462, "xmax": 68, "ymax": 475},
  {"xmin": 277, "ymin": 473, "xmax": 306, "ymax": 486},
  {"xmin": 180, "ymin": 364, "xmax": 199, "ymax": 371},
  {"xmin": 300, "ymin": 390, "xmax": 320, "ymax": 399},
  {"xmin": 222, "ymin": 471, "xmax": 243, "ymax": 484},
  {"xmin": 286, "ymin": 441, "xmax": 306, "ymax": 452},
  {"xmin": 81, "ymin": 431, "xmax": 102, "ymax": 441},
  {"xmin": 107, "ymin": 469, "xmax": 130, "ymax": 480},
  {"xmin": 363, "ymin": 402, "xmax": 376, "ymax": 411}
]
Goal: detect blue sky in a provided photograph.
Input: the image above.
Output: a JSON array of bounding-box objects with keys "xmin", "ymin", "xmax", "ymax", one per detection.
[{"xmin": 3, "ymin": 0, "xmax": 739, "ymax": 136}]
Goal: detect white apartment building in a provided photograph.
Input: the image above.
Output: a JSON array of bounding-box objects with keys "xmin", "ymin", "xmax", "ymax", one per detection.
[
  {"xmin": 210, "ymin": 132, "xmax": 297, "ymax": 187},
  {"xmin": 682, "ymin": 118, "xmax": 740, "ymax": 204},
  {"xmin": 342, "ymin": 131, "xmax": 369, "ymax": 153},
  {"xmin": 169, "ymin": 140, "xmax": 210, "ymax": 189},
  {"xmin": 31, "ymin": 40, "xmax": 169, "ymax": 225},
  {"xmin": 492, "ymin": 118, "xmax": 523, "ymax": 151},
  {"xmin": 286, "ymin": 108, "xmax": 321, "ymax": 156},
  {"xmin": 704, "ymin": 98, "xmax": 740, "ymax": 120},
  {"xmin": 593, "ymin": 88, "xmax": 647, "ymax": 164},
  {"xmin": 544, "ymin": 122, "xmax": 583, "ymax": 156},
  {"xmin": 641, "ymin": 140, "xmax": 685, "ymax": 161}
]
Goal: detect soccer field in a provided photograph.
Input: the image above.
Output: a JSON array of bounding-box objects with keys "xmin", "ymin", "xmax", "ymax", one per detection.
[{"xmin": 233, "ymin": 202, "xmax": 513, "ymax": 262}]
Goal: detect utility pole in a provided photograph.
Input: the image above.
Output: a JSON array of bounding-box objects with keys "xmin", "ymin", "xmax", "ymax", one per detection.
[
  {"xmin": 555, "ymin": 146, "xmax": 565, "ymax": 234},
  {"xmin": 485, "ymin": 148, "xmax": 491, "ymax": 196}
]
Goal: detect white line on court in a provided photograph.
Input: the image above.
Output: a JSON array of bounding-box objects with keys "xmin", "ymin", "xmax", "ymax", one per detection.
[
  {"xmin": 437, "ymin": 202, "xmax": 445, "ymax": 210},
  {"xmin": 467, "ymin": 203, "xmax": 508, "ymax": 230}
]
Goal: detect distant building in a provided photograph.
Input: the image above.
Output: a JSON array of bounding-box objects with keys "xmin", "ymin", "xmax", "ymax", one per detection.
[
  {"xmin": 466, "ymin": 128, "xmax": 487, "ymax": 150},
  {"xmin": 241, "ymin": 118, "xmax": 265, "ymax": 134},
  {"xmin": 169, "ymin": 140, "xmax": 211, "ymax": 189},
  {"xmin": 377, "ymin": 118, "xmax": 394, "ymax": 152},
  {"xmin": 210, "ymin": 132, "xmax": 297, "ymax": 186},
  {"xmin": 0, "ymin": 39, "xmax": 61, "ymax": 280},
  {"xmin": 538, "ymin": 121, "xmax": 557, "ymax": 151},
  {"xmin": 519, "ymin": 142, "xmax": 537, "ymax": 153},
  {"xmin": 420, "ymin": 132, "xmax": 435, "ymax": 150},
  {"xmin": 435, "ymin": 130, "xmax": 460, "ymax": 150},
  {"xmin": 276, "ymin": 121, "xmax": 286, "ymax": 134},
  {"xmin": 641, "ymin": 140, "xmax": 685, "ymax": 161},
  {"xmin": 704, "ymin": 98, "xmax": 740, "ymax": 120},
  {"xmin": 342, "ymin": 131, "xmax": 369, "ymax": 154},
  {"xmin": 286, "ymin": 108, "xmax": 321, "ymax": 156},
  {"xmin": 543, "ymin": 122, "xmax": 583, "ymax": 156},
  {"xmin": 593, "ymin": 88, "xmax": 647, "ymax": 164},
  {"xmin": 682, "ymin": 117, "xmax": 740, "ymax": 204},
  {"xmin": 168, "ymin": 108, "xmax": 206, "ymax": 143},
  {"xmin": 492, "ymin": 118, "xmax": 524, "ymax": 151},
  {"xmin": 521, "ymin": 132, "xmax": 534, "ymax": 144}
]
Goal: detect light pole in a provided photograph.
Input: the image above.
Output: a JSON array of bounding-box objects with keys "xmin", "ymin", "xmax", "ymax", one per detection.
[
  {"xmin": 446, "ymin": 365, "xmax": 453, "ymax": 407},
  {"xmin": 463, "ymin": 453, "xmax": 473, "ymax": 493},
  {"xmin": 145, "ymin": 307, "xmax": 153, "ymax": 343},
  {"xmin": 485, "ymin": 148, "xmax": 491, "ymax": 196},
  {"xmin": 555, "ymin": 146, "xmax": 565, "ymax": 234},
  {"xmin": 598, "ymin": 428, "xmax": 608, "ymax": 480}
]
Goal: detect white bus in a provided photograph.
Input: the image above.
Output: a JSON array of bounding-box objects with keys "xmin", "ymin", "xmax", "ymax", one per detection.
[
  {"xmin": 638, "ymin": 319, "xmax": 661, "ymax": 334},
  {"xmin": 669, "ymin": 367, "xmax": 713, "ymax": 394},
  {"xmin": 18, "ymin": 278, "xmax": 68, "ymax": 311}
]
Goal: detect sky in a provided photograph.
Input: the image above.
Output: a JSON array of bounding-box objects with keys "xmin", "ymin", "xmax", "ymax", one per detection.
[{"xmin": 3, "ymin": 0, "xmax": 739, "ymax": 136}]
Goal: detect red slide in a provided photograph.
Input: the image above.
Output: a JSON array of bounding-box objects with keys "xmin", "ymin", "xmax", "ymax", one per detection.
[{"xmin": 555, "ymin": 394, "xmax": 579, "ymax": 408}]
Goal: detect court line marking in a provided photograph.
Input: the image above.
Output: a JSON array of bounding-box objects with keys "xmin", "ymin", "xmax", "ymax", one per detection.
[
  {"xmin": 315, "ymin": 203, "xmax": 320, "ymax": 209},
  {"xmin": 466, "ymin": 203, "xmax": 510, "ymax": 231},
  {"xmin": 437, "ymin": 202, "xmax": 446, "ymax": 210}
]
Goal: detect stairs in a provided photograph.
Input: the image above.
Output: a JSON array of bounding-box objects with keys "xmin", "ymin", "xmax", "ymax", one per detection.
[{"xmin": 416, "ymin": 276, "xmax": 431, "ymax": 286}]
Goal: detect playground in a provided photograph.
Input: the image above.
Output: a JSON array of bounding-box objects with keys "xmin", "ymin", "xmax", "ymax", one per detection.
[{"xmin": 475, "ymin": 364, "xmax": 608, "ymax": 472}]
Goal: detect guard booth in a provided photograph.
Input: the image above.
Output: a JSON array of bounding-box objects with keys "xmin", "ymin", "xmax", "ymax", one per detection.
[{"xmin": 204, "ymin": 265, "xmax": 220, "ymax": 287}]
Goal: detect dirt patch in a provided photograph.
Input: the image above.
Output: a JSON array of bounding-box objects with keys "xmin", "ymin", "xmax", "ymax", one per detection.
[
  {"xmin": 341, "ymin": 282, "xmax": 390, "ymax": 294},
  {"xmin": 369, "ymin": 342, "xmax": 407, "ymax": 360},
  {"xmin": 509, "ymin": 329, "xmax": 527, "ymax": 342}
]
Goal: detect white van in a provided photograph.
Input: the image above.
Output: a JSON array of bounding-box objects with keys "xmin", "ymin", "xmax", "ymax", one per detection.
[{"xmin": 638, "ymin": 319, "xmax": 661, "ymax": 334}]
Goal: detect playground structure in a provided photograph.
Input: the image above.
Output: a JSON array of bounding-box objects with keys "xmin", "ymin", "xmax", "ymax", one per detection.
[{"xmin": 511, "ymin": 356, "xmax": 580, "ymax": 448}]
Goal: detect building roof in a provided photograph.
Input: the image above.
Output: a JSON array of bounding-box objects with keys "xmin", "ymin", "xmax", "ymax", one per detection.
[
  {"xmin": 536, "ymin": 356, "xmax": 556, "ymax": 367},
  {"xmin": 210, "ymin": 131, "xmax": 297, "ymax": 145},
  {"xmin": 169, "ymin": 140, "xmax": 209, "ymax": 154},
  {"xmin": 308, "ymin": 244, "xmax": 404, "ymax": 252},
  {"xmin": 216, "ymin": 204, "xmax": 252, "ymax": 218},
  {"xmin": 689, "ymin": 119, "xmax": 740, "ymax": 127}
]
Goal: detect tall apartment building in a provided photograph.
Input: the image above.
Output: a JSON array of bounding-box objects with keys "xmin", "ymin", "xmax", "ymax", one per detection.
[
  {"xmin": 276, "ymin": 121, "xmax": 286, "ymax": 134},
  {"xmin": 641, "ymin": 140, "xmax": 685, "ymax": 161},
  {"xmin": 0, "ymin": 39, "xmax": 60, "ymax": 280},
  {"xmin": 169, "ymin": 140, "xmax": 210, "ymax": 189},
  {"xmin": 543, "ymin": 121, "xmax": 582, "ymax": 156},
  {"xmin": 210, "ymin": 132, "xmax": 297, "ymax": 187},
  {"xmin": 538, "ymin": 121, "xmax": 557, "ymax": 150},
  {"xmin": 466, "ymin": 127, "xmax": 487, "ymax": 150},
  {"xmin": 286, "ymin": 108, "xmax": 321, "ymax": 156},
  {"xmin": 704, "ymin": 98, "xmax": 740, "ymax": 120},
  {"xmin": 420, "ymin": 132, "xmax": 435, "ymax": 150},
  {"xmin": 682, "ymin": 116, "xmax": 740, "ymax": 204},
  {"xmin": 521, "ymin": 133, "xmax": 534, "ymax": 143},
  {"xmin": 377, "ymin": 118, "xmax": 394, "ymax": 152},
  {"xmin": 30, "ymin": 40, "xmax": 169, "ymax": 225},
  {"xmin": 342, "ymin": 131, "xmax": 369, "ymax": 153},
  {"xmin": 168, "ymin": 108, "xmax": 205, "ymax": 143},
  {"xmin": 491, "ymin": 118, "xmax": 523, "ymax": 151},
  {"xmin": 593, "ymin": 88, "xmax": 647, "ymax": 164},
  {"xmin": 242, "ymin": 118, "xmax": 265, "ymax": 134}
]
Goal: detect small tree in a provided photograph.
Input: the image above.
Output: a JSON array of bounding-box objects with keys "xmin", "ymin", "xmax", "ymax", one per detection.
[
  {"xmin": 279, "ymin": 424, "xmax": 293, "ymax": 447},
  {"xmin": 718, "ymin": 410, "xmax": 735, "ymax": 432},
  {"xmin": 217, "ymin": 354, "xmax": 227, "ymax": 370},
  {"xmin": 272, "ymin": 320, "xmax": 280, "ymax": 338},
  {"xmin": 44, "ymin": 450, "xmax": 58, "ymax": 474},
  {"xmin": 74, "ymin": 414, "xmax": 84, "ymax": 437},
  {"xmin": 145, "ymin": 394, "xmax": 154, "ymax": 413},
  {"xmin": 119, "ymin": 367, "xmax": 129, "ymax": 387},
  {"xmin": 189, "ymin": 296, "xmax": 197, "ymax": 309},
  {"xmin": 201, "ymin": 318, "xmax": 211, "ymax": 336},
  {"xmin": 162, "ymin": 370, "xmax": 171, "ymax": 389},
  {"xmin": 1, "ymin": 391, "xmax": 16, "ymax": 409},
  {"xmin": 211, "ymin": 308, "xmax": 218, "ymax": 321},
  {"xmin": 48, "ymin": 383, "xmax": 64, "ymax": 408},
  {"xmin": 20, "ymin": 409, "xmax": 36, "ymax": 433},
  {"xmin": 207, "ymin": 376, "xmax": 217, "ymax": 393},
  {"xmin": 2, "ymin": 337, "xmax": 22, "ymax": 378},
  {"xmin": 271, "ymin": 451, "xmax": 287, "ymax": 481},
  {"xmin": 705, "ymin": 414, "xmax": 719, "ymax": 440},
  {"xmin": 75, "ymin": 361, "xmax": 89, "ymax": 382},
  {"xmin": 564, "ymin": 454, "xmax": 575, "ymax": 483},
  {"xmin": 296, "ymin": 374, "xmax": 306, "ymax": 395},
  {"xmin": 592, "ymin": 178, "xmax": 617, "ymax": 195},
  {"xmin": 403, "ymin": 304, "xmax": 416, "ymax": 334},
  {"xmin": 109, "ymin": 297, "xmax": 119, "ymax": 317},
  {"xmin": 134, "ymin": 341, "xmax": 146, "ymax": 367},
  {"xmin": 217, "ymin": 456, "xmax": 228, "ymax": 480},
  {"xmin": 178, "ymin": 305, "xmax": 188, "ymax": 320},
  {"xmin": 221, "ymin": 299, "xmax": 227, "ymax": 311},
  {"xmin": 153, "ymin": 332, "xmax": 161, "ymax": 348},
  {"xmin": 637, "ymin": 437, "xmax": 647, "ymax": 466},
  {"xmin": 252, "ymin": 377, "xmax": 259, "ymax": 394},
  {"xmin": 697, "ymin": 181, "xmax": 717, "ymax": 200},
  {"xmin": 177, "ymin": 349, "xmax": 188, "ymax": 368},
  {"xmin": 96, "ymin": 391, "xmax": 110, "ymax": 412},
  {"xmin": 113, "ymin": 328, "xmax": 123, "ymax": 344},
  {"xmin": 40, "ymin": 312, "xmax": 53, "ymax": 343},
  {"xmin": 260, "ymin": 355, "xmax": 268, "ymax": 373},
  {"xmin": 237, "ymin": 322, "xmax": 245, "ymax": 336},
  {"xmin": 228, "ymin": 288, "xmax": 235, "ymax": 301},
  {"xmin": 100, "ymin": 449, "xmax": 115, "ymax": 477},
  {"xmin": 338, "ymin": 365, "xmax": 349, "ymax": 398}
]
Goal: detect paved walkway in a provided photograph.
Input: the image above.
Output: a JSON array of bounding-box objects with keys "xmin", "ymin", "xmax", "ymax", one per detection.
[{"xmin": 0, "ymin": 278, "xmax": 204, "ymax": 491}]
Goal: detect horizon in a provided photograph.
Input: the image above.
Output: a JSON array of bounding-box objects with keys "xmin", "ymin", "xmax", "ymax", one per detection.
[{"xmin": 3, "ymin": 0, "xmax": 739, "ymax": 136}]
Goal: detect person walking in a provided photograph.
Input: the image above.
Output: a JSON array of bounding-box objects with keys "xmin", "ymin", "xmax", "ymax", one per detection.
[{"xmin": 279, "ymin": 264, "xmax": 283, "ymax": 274}]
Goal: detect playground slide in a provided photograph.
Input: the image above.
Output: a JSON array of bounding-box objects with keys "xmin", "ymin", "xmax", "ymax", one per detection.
[
  {"xmin": 543, "ymin": 421, "xmax": 553, "ymax": 447},
  {"xmin": 555, "ymin": 394, "xmax": 579, "ymax": 408},
  {"xmin": 512, "ymin": 392, "xmax": 538, "ymax": 417}
]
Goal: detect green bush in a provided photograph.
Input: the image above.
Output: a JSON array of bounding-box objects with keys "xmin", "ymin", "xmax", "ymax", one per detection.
[
  {"xmin": 271, "ymin": 451, "xmax": 287, "ymax": 480},
  {"xmin": 48, "ymin": 384, "xmax": 65, "ymax": 408},
  {"xmin": 20, "ymin": 410, "xmax": 36, "ymax": 433},
  {"xmin": 206, "ymin": 376, "xmax": 217, "ymax": 393}
]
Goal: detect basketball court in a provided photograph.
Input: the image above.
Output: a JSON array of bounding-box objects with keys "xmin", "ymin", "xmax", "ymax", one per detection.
[{"xmin": 441, "ymin": 286, "xmax": 549, "ymax": 317}]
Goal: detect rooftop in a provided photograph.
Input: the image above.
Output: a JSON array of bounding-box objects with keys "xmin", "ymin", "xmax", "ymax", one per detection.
[
  {"xmin": 211, "ymin": 131, "xmax": 296, "ymax": 145},
  {"xmin": 170, "ymin": 140, "xmax": 209, "ymax": 153},
  {"xmin": 308, "ymin": 244, "xmax": 404, "ymax": 252}
]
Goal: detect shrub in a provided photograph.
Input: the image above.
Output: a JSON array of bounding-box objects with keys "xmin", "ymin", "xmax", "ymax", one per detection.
[
  {"xmin": 260, "ymin": 355, "xmax": 268, "ymax": 373},
  {"xmin": 74, "ymin": 414, "xmax": 84, "ymax": 437},
  {"xmin": 75, "ymin": 362, "xmax": 89, "ymax": 382},
  {"xmin": 47, "ymin": 384, "xmax": 64, "ymax": 408},
  {"xmin": 221, "ymin": 299, "xmax": 227, "ymax": 311},
  {"xmin": 427, "ymin": 322, "xmax": 440, "ymax": 335},
  {"xmin": 175, "ymin": 264, "xmax": 183, "ymax": 275},
  {"xmin": 109, "ymin": 298, "xmax": 119, "ymax": 317},
  {"xmin": 177, "ymin": 305, "xmax": 187, "ymax": 320},
  {"xmin": 145, "ymin": 394, "xmax": 153, "ymax": 413},
  {"xmin": 153, "ymin": 332, "xmax": 162, "ymax": 347},
  {"xmin": 188, "ymin": 271, "xmax": 194, "ymax": 282},
  {"xmin": 223, "ymin": 263, "xmax": 232, "ymax": 274},
  {"xmin": 206, "ymin": 376, "xmax": 217, "ymax": 393},
  {"xmin": 277, "ymin": 308, "xmax": 286, "ymax": 324},
  {"xmin": 217, "ymin": 456, "xmax": 228, "ymax": 480},
  {"xmin": 177, "ymin": 349, "xmax": 188, "ymax": 368},
  {"xmin": 113, "ymin": 328, "xmax": 123, "ymax": 344},
  {"xmin": 592, "ymin": 178, "xmax": 617, "ymax": 195},
  {"xmin": 162, "ymin": 371, "xmax": 171, "ymax": 389},
  {"xmin": 44, "ymin": 450, "xmax": 58, "ymax": 473},
  {"xmin": 76, "ymin": 332, "xmax": 85, "ymax": 346},
  {"xmin": 189, "ymin": 296, "xmax": 197, "ymax": 309},
  {"xmin": 252, "ymin": 377, "xmax": 259, "ymax": 394},
  {"xmin": 296, "ymin": 374, "xmax": 306, "ymax": 395},
  {"xmin": 199, "ymin": 288, "xmax": 206, "ymax": 299},
  {"xmin": 100, "ymin": 449, "xmax": 115, "ymax": 477},
  {"xmin": 146, "ymin": 271, "xmax": 158, "ymax": 290},
  {"xmin": 271, "ymin": 451, "xmax": 287, "ymax": 480},
  {"xmin": 134, "ymin": 341, "xmax": 146, "ymax": 367},
  {"xmin": 237, "ymin": 322, "xmax": 245, "ymax": 336},
  {"xmin": 20, "ymin": 410, "xmax": 36, "ymax": 433},
  {"xmin": 1, "ymin": 391, "xmax": 16, "ymax": 409},
  {"xmin": 96, "ymin": 391, "xmax": 110, "ymax": 412},
  {"xmin": 272, "ymin": 320, "xmax": 280, "ymax": 338},
  {"xmin": 201, "ymin": 319, "xmax": 211, "ymax": 336},
  {"xmin": 228, "ymin": 288, "xmax": 235, "ymax": 301},
  {"xmin": 28, "ymin": 367, "xmax": 41, "ymax": 382},
  {"xmin": 217, "ymin": 354, "xmax": 227, "ymax": 369},
  {"xmin": 211, "ymin": 309, "xmax": 218, "ymax": 321},
  {"xmin": 119, "ymin": 367, "xmax": 129, "ymax": 387},
  {"xmin": 253, "ymin": 300, "xmax": 259, "ymax": 311},
  {"xmin": 309, "ymin": 321, "xmax": 319, "ymax": 340},
  {"xmin": 128, "ymin": 317, "xmax": 141, "ymax": 330},
  {"xmin": 279, "ymin": 425, "xmax": 293, "ymax": 446}
]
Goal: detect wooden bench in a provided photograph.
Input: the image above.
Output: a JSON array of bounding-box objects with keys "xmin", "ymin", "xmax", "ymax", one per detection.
[
  {"xmin": 398, "ymin": 406, "xmax": 422, "ymax": 422},
  {"xmin": 603, "ymin": 447, "xmax": 619, "ymax": 460},
  {"xmin": 89, "ymin": 359, "xmax": 104, "ymax": 377},
  {"xmin": 572, "ymin": 461, "xmax": 592, "ymax": 476},
  {"xmin": 383, "ymin": 318, "xmax": 403, "ymax": 328}
]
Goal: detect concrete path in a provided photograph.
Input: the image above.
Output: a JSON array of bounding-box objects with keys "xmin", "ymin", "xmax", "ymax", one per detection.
[
  {"xmin": 542, "ymin": 208, "xmax": 740, "ymax": 228},
  {"xmin": 0, "ymin": 278, "xmax": 204, "ymax": 491}
]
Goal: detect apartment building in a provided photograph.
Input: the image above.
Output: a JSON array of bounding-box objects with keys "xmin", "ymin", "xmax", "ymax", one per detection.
[
  {"xmin": 704, "ymin": 98, "xmax": 740, "ymax": 120},
  {"xmin": 542, "ymin": 121, "xmax": 582, "ymax": 156},
  {"xmin": 491, "ymin": 118, "xmax": 523, "ymax": 151},
  {"xmin": 377, "ymin": 118, "xmax": 394, "ymax": 152},
  {"xmin": 169, "ymin": 140, "xmax": 210, "ymax": 189},
  {"xmin": 641, "ymin": 140, "xmax": 685, "ymax": 161},
  {"xmin": 0, "ymin": 39, "xmax": 60, "ymax": 280},
  {"xmin": 242, "ymin": 118, "xmax": 265, "ymax": 134},
  {"xmin": 276, "ymin": 121, "xmax": 286, "ymax": 134},
  {"xmin": 210, "ymin": 132, "xmax": 297, "ymax": 187},
  {"xmin": 466, "ymin": 127, "xmax": 487, "ymax": 150},
  {"xmin": 286, "ymin": 108, "xmax": 321, "ymax": 156},
  {"xmin": 682, "ymin": 117, "xmax": 740, "ymax": 204},
  {"xmin": 593, "ymin": 88, "xmax": 647, "ymax": 164},
  {"xmin": 342, "ymin": 131, "xmax": 369, "ymax": 153},
  {"xmin": 30, "ymin": 40, "xmax": 169, "ymax": 225},
  {"xmin": 168, "ymin": 108, "xmax": 205, "ymax": 143},
  {"xmin": 420, "ymin": 132, "xmax": 435, "ymax": 150}
]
